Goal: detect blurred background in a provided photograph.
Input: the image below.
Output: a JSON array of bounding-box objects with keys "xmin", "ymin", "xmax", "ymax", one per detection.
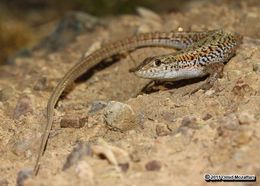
[{"xmin": 0, "ymin": 0, "xmax": 259, "ymax": 65}]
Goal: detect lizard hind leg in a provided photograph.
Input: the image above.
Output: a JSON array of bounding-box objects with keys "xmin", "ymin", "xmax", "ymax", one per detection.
[{"xmin": 185, "ymin": 62, "xmax": 225, "ymax": 96}]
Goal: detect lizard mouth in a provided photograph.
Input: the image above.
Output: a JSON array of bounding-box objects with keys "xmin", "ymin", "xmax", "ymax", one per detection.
[{"xmin": 128, "ymin": 66, "xmax": 147, "ymax": 78}]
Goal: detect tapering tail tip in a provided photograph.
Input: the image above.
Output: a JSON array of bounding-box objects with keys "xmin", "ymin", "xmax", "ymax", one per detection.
[{"xmin": 33, "ymin": 164, "xmax": 40, "ymax": 176}]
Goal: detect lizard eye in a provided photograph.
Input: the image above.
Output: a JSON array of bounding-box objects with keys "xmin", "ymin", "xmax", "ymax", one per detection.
[{"xmin": 154, "ymin": 59, "xmax": 162, "ymax": 66}]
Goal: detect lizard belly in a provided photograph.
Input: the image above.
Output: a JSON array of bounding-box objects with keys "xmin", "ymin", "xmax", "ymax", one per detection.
[
  {"xmin": 135, "ymin": 67, "xmax": 206, "ymax": 81},
  {"xmin": 163, "ymin": 67, "xmax": 206, "ymax": 81}
]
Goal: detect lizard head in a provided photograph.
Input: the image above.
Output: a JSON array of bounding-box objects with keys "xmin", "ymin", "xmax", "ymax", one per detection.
[
  {"xmin": 129, "ymin": 55, "xmax": 179, "ymax": 80},
  {"xmin": 130, "ymin": 54, "xmax": 205, "ymax": 81}
]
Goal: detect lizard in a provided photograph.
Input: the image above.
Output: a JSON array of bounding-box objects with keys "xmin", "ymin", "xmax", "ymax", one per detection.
[
  {"xmin": 130, "ymin": 29, "xmax": 243, "ymax": 93},
  {"xmin": 33, "ymin": 29, "xmax": 242, "ymax": 175}
]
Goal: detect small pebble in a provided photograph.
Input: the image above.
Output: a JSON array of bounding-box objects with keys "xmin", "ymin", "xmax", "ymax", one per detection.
[
  {"xmin": 12, "ymin": 132, "xmax": 40, "ymax": 156},
  {"xmin": 145, "ymin": 160, "xmax": 162, "ymax": 171},
  {"xmin": 60, "ymin": 115, "xmax": 87, "ymax": 128},
  {"xmin": 252, "ymin": 63, "xmax": 260, "ymax": 72},
  {"xmin": 119, "ymin": 163, "xmax": 129, "ymax": 172},
  {"xmin": 205, "ymin": 89, "xmax": 216, "ymax": 96},
  {"xmin": 218, "ymin": 114, "xmax": 239, "ymax": 131},
  {"xmin": 156, "ymin": 123, "xmax": 171, "ymax": 136},
  {"xmin": 63, "ymin": 142, "xmax": 92, "ymax": 170},
  {"xmin": 89, "ymin": 101, "xmax": 107, "ymax": 113},
  {"xmin": 181, "ymin": 116, "xmax": 198, "ymax": 129},
  {"xmin": 16, "ymin": 169, "xmax": 32, "ymax": 186},
  {"xmin": 13, "ymin": 96, "xmax": 33, "ymax": 120},
  {"xmin": 130, "ymin": 150, "xmax": 141, "ymax": 162},
  {"xmin": 202, "ymin": 113, "xmax": 213, "ymax": 121},
  {"xmin": 13, "ymin": 139, "xmax": 31, "ymax": 156},
  {"xmin": 232, "ymin": 78, "xmax": 252, "ymax": 96},
  {"xmin": 237, "ymin": 112, "xmax": 255, "ymax": 125},
  {"xmin": 92, "ymin": 139, "xmax": 131, "ymax": 168},
  {"xmin": 103, "ymin": 101, "xmax": 137, "ymax": 131}
]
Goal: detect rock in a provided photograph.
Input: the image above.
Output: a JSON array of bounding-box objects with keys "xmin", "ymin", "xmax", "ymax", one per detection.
[
  {"xmin": 12, "ymin": 132, "xmax": 40, "ymax": 156},
  {"xmin": 237, "ymin": 112, "xmax": 256, "ymax": 125},
  {"xmin": 60, "ymin": 115, "xmax": 87, "ymax": 128},
  {"xmin": 156, "ymin": 123, "xmax": 171, "ymax": 136},
  {"xmin": 16, "ymin": 169, "xmax": 32, "ymax": 186},
  {"xmin": 181, "ymin": 116, "xmax": 198, "ymax": 129},
  {"xmin": 232, "ymin": 78, "xmax": 252, "ymax": 97},
  {"xmin": 63, "ymin": 142, "xmax": 92, "ymax": 170},
  {"xmin": 92, "ymin": 138, "xmax": 131, "ymax": 169},
  {"xmin": 205, "ymin": 89, "xmax": 216, "ymax": 96},
  {"xmin": 13, "ymin": 96, "xmax": 33, "ymax": 120},
  {"xmin": 252, "ymin": 63, "xmax": 260, "ymax": 72},
  {"xmin": 202, "ymin": 113, "xmax": 213, "ymax": 121},
  {"xmin": 34, "ymin": 11, "xmax": 105, "ymax": 52},
  {"xmin": 89, "ymin": 101, "xmax": 107, "ymax": 113},
  {"xmin": 103, "ymin": 101, "xmax": 137, "ymax": 131},
  {"xmin": 119, "ymin": 163, "xmax": 129, "ymax": 172},
  {"xmin": 130, "ymin": 150, "xmax": 141, "ymax": 163},
  {"xmin": 145, "ymin": 160, "xmax": 162, "ymax": 171},
  {"xmin": 12, "ymin": 139, "xmax": 32, "ymax": 156},
  {"xmin": 217, "ymin": 114, "xmax": 239, "ymax": 131}
]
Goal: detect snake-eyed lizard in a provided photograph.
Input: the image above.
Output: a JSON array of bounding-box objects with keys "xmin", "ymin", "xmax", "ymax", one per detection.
[{"xmin": 34, "ymin": 29, "xmax": 242, "ymax": 175}]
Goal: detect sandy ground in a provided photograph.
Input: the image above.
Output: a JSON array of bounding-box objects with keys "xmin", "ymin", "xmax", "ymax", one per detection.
[{"xmin": 0, "ymin": 1, "xmax": 260, "ymax": 185}]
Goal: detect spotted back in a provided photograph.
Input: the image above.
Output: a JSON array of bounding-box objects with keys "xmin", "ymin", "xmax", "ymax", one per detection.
[{"xmin": 132, "ymin": 30, "xmax": 242, "ymax": 80}]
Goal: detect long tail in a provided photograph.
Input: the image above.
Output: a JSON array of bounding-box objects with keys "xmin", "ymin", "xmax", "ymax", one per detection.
[{"xmin": 33, "ymin": 30, "xmax": 216, "ymax": 175}]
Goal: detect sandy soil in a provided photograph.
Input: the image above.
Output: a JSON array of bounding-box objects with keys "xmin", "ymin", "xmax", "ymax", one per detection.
[{"xmin": 0, "ymin": 1, "xmax": 260, "ymax": 185}]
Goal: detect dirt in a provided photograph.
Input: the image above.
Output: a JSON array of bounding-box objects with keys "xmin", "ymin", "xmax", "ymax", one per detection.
[{"xmin": 0, "ymin": 1, "xmax": 260, "ymax": 186}]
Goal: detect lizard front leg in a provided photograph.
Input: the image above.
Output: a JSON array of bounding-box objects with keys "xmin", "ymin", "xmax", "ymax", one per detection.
[{"xmin": 187, "ymin": 62, "xmax": 224, "ymax": 95}]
